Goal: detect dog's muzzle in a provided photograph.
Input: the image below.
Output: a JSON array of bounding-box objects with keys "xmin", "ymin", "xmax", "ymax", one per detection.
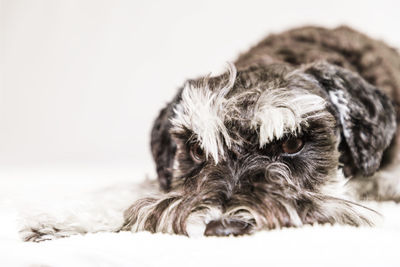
[{"xmin": 204, "ymin": 219, "xmax": 252, "ymax": 237}]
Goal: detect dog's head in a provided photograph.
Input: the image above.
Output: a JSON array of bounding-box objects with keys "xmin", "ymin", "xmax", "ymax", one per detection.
[{"xmin": 124, "ymin": 61, "xmax": 396, "ymax": 236}]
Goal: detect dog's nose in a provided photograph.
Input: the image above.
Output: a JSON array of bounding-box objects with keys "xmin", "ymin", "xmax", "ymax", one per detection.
[{"xmin": 204, "ymin": 219, "xmax": 251, "ymax": 237}]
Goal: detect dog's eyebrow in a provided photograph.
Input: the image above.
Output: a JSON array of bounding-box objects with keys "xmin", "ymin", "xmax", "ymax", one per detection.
[
  {"xmin": 251, "ymin": 89, "xmax": 326, "ymax": 147},
  {"xmin": 170, "ymin": 63, "xmax": 237, "ymax": 163}
]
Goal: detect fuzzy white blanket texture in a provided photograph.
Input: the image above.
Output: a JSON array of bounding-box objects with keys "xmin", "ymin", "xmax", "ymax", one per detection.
[{"xmin": 0, "ymin": 165, "xmax": 399, "ymax": 267}]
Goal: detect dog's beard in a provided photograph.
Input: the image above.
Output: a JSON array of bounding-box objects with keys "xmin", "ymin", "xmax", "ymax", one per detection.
[{"xmin": 121, "ymin": 162, "xmax": 376, "ymax": 236}]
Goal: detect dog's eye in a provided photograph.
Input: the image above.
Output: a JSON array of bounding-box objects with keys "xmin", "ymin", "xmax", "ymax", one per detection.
[
  {"xmin": 282, "ymin": 137, "xmax": 304, "ymax": 155},
  {"xmin": 190, "ymin": 143, "xmax": 205, "ymax": 163}
]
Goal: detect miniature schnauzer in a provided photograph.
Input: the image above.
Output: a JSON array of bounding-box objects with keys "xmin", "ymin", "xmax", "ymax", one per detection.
[{"xmin": 22, "ymin": 26, "xmax": 400, "ymax": 241}]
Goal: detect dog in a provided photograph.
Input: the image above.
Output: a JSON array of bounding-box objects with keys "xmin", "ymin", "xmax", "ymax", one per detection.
[{"xmin": 22, "ymin": 26, "xmax": 400, "ymax": 241}]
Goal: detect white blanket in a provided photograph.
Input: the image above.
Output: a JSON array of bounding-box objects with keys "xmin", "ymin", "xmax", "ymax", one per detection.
[{"xmin": 1, "ymin": 165, "xmax": 399, "ymax": 267}]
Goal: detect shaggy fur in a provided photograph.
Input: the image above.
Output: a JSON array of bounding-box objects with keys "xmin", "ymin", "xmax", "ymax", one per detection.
[
  {"xmin": 21, "ymin": 26, "xmax": 400, "ymax": 241},
  {"xmin": 123, "ymin": 26, "xmax": 400, "ymax": 237}
]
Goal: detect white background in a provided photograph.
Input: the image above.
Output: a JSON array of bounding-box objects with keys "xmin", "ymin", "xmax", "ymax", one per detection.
[{"xmin": 1, "ymin": 0, "xmax": 400, "ymax": 171}]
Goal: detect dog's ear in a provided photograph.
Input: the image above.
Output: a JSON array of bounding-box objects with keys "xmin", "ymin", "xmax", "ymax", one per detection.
[
  {"xmin": 304, "ymin": 61, "xmax": 397, "ymax": 177},
  {"xmin": 150, "ymin": 91, "xmax": 182, "ymax": 191}
]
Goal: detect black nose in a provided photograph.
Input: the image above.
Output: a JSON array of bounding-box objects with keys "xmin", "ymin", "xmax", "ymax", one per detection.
[{"xmin": 204, "ymin": 219, "xmax": 251, "ymax": 237}]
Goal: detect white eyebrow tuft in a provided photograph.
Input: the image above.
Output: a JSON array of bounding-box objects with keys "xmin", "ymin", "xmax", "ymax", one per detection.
[
  {"xmin": 171, "ymin": 63, "xmax": 237, "ymax": 163},
  {"xmin": 251, "ymin": 89, "xmax": 326, "ymax": 146}
]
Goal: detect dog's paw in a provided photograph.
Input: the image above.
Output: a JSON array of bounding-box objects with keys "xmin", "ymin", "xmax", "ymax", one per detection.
[
  {"xmin": 20, "ymin": 223, "xmax": 82, "ymax": 242},
  {"xmin": 19, "ymin": 217, "xmax": 89, "ymax": 242},
  {"xmin": 20, "ymin": 225, "xmax": 59, "ymax": 242}
]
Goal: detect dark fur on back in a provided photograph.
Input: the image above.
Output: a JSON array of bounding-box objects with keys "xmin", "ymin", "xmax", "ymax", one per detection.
[{"xmin": 236, "ymin": 26, "xmax": 400, "ymax": 100}]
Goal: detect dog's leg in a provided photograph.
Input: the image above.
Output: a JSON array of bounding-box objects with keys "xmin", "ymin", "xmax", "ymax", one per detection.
[
  {"xmin": 348, "ymin": 132, "xmax": 400, "ymax": 202},
  {"xmin": 349, "ymin": 160, "xmax": 400, "ymax": 202},
  {"xmin": 19, "ymin": 180, "xmax": 158, "ymax": 242},
  {"xmin": 20, "ymin": 215, "xmax": 93, "ymax": 242},
  {"xmin": 19, "ymin": 200, "xmax": 128, "ymax": 242}
]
